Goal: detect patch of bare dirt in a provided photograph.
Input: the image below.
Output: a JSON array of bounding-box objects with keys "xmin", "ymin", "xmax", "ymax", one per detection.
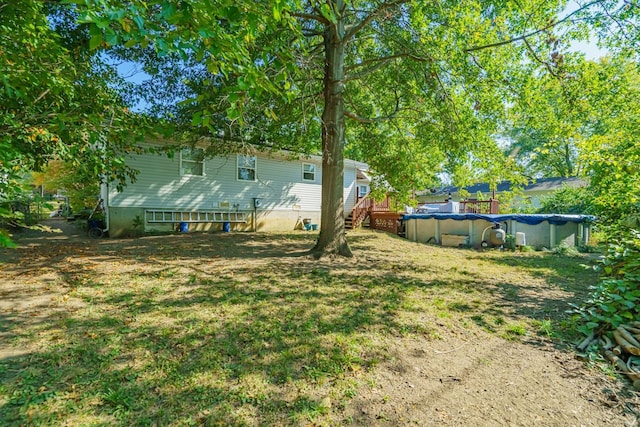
[
  {"xmin": 348, "ymin": 336, "xmax": 637, "ymax": 426},
  {"xmin": 1, "ymin": 224, "xmax": 638, "ymax": 426}
]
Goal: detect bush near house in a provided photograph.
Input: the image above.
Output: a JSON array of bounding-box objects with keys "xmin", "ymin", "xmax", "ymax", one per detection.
[{"xmin": 537, "ymin": 185, "xmax": 594, "ymax": 215}]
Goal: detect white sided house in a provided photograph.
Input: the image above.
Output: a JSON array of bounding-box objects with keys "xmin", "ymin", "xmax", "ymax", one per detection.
[{"xmin": 102, "ymin": 143, "xmax": 370, "ymax": 237}]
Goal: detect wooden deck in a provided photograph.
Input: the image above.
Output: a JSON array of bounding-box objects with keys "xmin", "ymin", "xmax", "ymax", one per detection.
[{"xmin": 347, "ymin": 196, "xmax": 499, "ymax": 235}]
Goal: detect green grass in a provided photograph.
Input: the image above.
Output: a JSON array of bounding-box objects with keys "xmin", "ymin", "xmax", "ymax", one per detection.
[
  {"xmin": 0, "ymin": 230, "xmax": 600, "ymax": 426},
  {"xmin": 502, "ymin": 323, "xmax": 528, "ymax": 340}
]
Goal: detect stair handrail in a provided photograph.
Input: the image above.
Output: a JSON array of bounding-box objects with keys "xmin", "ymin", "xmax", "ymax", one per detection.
[
  {"xmin": 349, "ymin": 194, "xmax": 391, "ymax": 229},
  {"xmin": 350, "ymin": 194, "xmax": 373, "ymax": 228}
]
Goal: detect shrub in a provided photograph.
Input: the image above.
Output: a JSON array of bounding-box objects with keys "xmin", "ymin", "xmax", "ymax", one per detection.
[
  {"xmin": 570, "ymin": 230, "xmax": 640, "ymax": 336},
  {"xmin": 538, "ymin": 185, "xmax": 593, "ymax": 215},
  {"xmin": 547, "ymin": 244, "xmax": 581, "ymax": 257}
]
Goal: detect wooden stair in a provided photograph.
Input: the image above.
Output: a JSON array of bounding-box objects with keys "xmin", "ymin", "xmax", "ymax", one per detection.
[
  {"xmin": 346, "ymin": 195, "xmax": 390, "ymax": 229},
  {"xmin": 346, "ymin": 194, "xmax": 406, "ymax": 235},
  {"xmin": 345, "ymin": 213, "xmax": 354, "ymax": 229},
  {"xmin": 345, "ymin": 213, "xmax": 371, "ymax": 229}
]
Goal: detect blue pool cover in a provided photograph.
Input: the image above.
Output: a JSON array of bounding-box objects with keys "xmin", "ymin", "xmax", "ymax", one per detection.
[{"xmin": 401, "ymin": 213, "xmax": 594, "ymax": 226}]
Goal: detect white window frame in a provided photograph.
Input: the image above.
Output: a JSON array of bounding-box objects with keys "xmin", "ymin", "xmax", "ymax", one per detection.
[
  {"xmin": 237, "ymin": 155, "xmax": 257, "ymax": 182},
  {"xmin": 302, "ymin": 163, "xmax": 315, "ymax": 182},
  {"xmin": 180, "ymin": 148, "xmax": 205, "ymax": 176},
  {"xmin": 358, "ymin": 185, "xmax": 369, "ymax": 198}
]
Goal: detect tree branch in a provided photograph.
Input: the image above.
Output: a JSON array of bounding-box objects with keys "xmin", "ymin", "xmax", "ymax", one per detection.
[
  {"xmin": 288, "ymin": 11, "xmax": 329, "ymax": 26},
  {"xmin": 467, "ymin": 54, "xmax": 522, "ymax": 99},
  {"xmin": 344, "ymin": 0, "xmax": 410, "ymax": 42},
  {"xmin": 464, "ymin": 0, "xmax": 608, "ymax": 53},
  {"xmin": 601, "ymin": 2, "xmax": 638, "ymax": 44},
  {"xmin": 344, "ymin": 110, "xmax": 385, "ymax": 124},
  {"xmin": 33, "ymin": 89, "xmax": 51, "ymax": 105},
  {"xmin": 345, "ymin": 52, "xmax": 431, "ymax": 81},
  {"xmin": 302, "ymin": 29, "xmax": 324, "ymax": 37},
  {"xmin": 344, "ymin": 87, "xmax": 401, "ymax": 124},
  {"xmin": 523, "ymin": 38, "xmax": 559, "ymax": 78}
]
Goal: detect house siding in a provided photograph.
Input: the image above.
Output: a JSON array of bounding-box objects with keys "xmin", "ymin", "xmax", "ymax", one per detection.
[
  {"xmin": 106, "ymin": 146, "xmax": 367, "ymax": 236},
  {"xmin": 110, "ymin": 152, "xmax": 326, "ymax": 212},
  {"xmin": 343, "ymin": 165, "xmax": 357, "ymax": 213}
]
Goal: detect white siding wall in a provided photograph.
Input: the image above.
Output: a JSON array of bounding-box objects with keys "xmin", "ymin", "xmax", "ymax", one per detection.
[
  {"xmin": 343, "ymin": 165, "xmax": 357, "ymax": 213},
  {"xmin": 109, "ymin": 150, "xmax": 363, "ymax": 214}
]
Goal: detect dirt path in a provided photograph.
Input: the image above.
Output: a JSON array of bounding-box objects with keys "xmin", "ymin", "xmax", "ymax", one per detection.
[
  {"xmin": 348, "ymin": 336, "xmax": 636, "ymax": 426},
  {"xmin": 9, "ymin": 218, "xmax": 87, "ymax": 241},
  {"xmin": 1, "ymin": 224, "xmax": 638, "ymax": 426}
]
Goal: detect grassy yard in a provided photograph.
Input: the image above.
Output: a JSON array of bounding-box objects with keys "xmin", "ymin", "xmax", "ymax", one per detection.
[{"xmin": 0, "ymin": 229, "xmax": 601, "ymax": 425}]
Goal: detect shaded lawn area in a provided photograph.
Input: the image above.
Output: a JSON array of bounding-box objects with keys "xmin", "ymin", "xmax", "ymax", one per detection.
[{"xmin": 0, "ymin": 229, "xmax": 601, "ymax": 425}]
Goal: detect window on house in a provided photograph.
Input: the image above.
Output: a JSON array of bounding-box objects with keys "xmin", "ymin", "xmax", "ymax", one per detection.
[
  {"xmin": 302, "ymin": 163, "xmax": 315, "ymax": 181},
  {"xmin": 237, "ymin": 155, "xmax": 257, "ymax": 181},
  {"xmin": 181, "ymin": 148, "xmax": 204, "ymax": 176},
  {"xmin": 358, "ymin": 185, "xmax": 369, "ymax": 198}
]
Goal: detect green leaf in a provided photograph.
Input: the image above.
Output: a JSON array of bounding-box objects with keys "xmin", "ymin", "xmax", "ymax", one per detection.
[
  {"xmin": 177, "ymin": 97, "xmax": 197, "ymax": 107},
  {"xmin": 0, "ymin": 230, "xmax": 16, "ymax": 248},
  {"xmin": 191, "ymin": 111, "xmax": 203, "ymax": 126},
  {"xmin": 320, "ymin": 4, "xmax": 335, "ymax": 22},
  {"xmin": 105, "ymin": 28, "xmax": 119, "ymax": 46},
  {"xmin": 107, "ymin": 9, "xmax": 126, "ymax": 22},
  {"xmin": 156, "ymin": 38, "xmax": 169, "ymax": 56},
  {"xmin": 160, "ymin": 3, "xmax": 177, "ymax": 19},
  {"xmin": 264, "ymin": 107, "xmax": 277, "ymax": 120},
  {"xmin": 206, "ymin": 61, "xmax": 219, "ymax": 75},
  {"xmin": 89, "ymin": 33, "xmax": 103, "ymax": 50},
  {"xmin": 226, "ymin": 107, "xmax": 240, "ymax": 120},
  {"xmin": 224, "ymin": 6, "xmax": 241, "ymax": 22},
  {"xmin": 95, "ymin": 17, "xmax": 110, "ymax": 29},
  {"xmin": 237, "ymin": 77, "xmax": 248, "ymax": 90},
  {"xmin": 133, "ymin": 15, "xmax": 144, "ymax": 29}
]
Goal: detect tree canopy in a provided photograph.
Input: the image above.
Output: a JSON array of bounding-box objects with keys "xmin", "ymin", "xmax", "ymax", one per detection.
[
  {"xmin": 504, "ymin": 53, "xmax": 640, "ymax": 227},
  {"xmin": 1, "ymin": 1, "xmax": 153, "ymax": 199},
  {"xmin": 576, "ymin": 57, "xmax": 640, "ymax": 228}
]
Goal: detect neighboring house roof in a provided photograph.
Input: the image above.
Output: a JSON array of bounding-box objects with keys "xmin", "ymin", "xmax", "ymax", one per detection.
[{"xmin": 420, "ymin": 177, "xmax": 587, "ymax": 197}]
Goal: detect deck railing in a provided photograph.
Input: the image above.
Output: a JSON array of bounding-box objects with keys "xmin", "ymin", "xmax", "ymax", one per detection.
[
  {"xmin": 460, "ymin": 199, "xmax": 499, "ymax": 214},
  {"xmin": 422, "ymin": 199, "xmax": 499, "ymax": 214},
  {"xmin": 348, "ymin": 196, "xmax": 498, "ymax": 232}
]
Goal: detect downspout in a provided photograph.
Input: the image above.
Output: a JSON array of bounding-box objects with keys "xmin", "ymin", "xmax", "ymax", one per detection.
[
  {"xmin": 252, "ymin": 198, "xmax": 262, "ymax": 232},
  {"xmin": 100, "ymin": 180, "xmax": 110, "ymax": 234}
]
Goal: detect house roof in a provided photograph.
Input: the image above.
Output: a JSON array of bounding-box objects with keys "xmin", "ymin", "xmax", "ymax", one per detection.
[
  {"xmin": 356, "ymin": 168, "xmax": 371, "ymax": 181},
  {"xmin": 421, "ymin": 177, "xmax": 587, "ymax": 197}
]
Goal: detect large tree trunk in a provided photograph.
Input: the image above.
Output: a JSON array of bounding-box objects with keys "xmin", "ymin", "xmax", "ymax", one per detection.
[{"xmin": 311, "ymin": 7, "xmax": 352, "ymax": 258}]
